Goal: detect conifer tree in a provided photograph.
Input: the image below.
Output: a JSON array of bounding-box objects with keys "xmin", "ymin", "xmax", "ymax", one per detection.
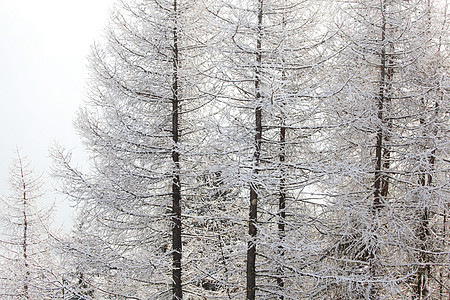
[
  {"xmin": 207, "ymin": 0, "xmax": 330, "ymax": 298},
  {"xmin": 319, "ymin": 0, "xmax": 449, "ymax": 298},
  {"xmin": 52, "ymin": 0, "xmax": 213, "ymax": 298},
  {"xmin": 0, "ymin": 150, "xmax": 57, "ymax": 298}
]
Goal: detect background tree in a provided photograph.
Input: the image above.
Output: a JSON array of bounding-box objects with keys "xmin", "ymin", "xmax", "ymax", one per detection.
[
  {"xmin": 318, "ymin": 0, "xmax": 449, "ymax": 298},
  {"xmin": 398, "ymin": 0, "xmax": 449, "ymax": 297},
  {"xmin": 0, "ymin": 149, "xmax": 59, "ymax": 299}
]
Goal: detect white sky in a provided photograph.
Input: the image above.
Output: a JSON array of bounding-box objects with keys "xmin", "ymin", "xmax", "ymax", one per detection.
[{"xmin": 0, "ymin": 0, "xmax": 115, "ymax": 228}]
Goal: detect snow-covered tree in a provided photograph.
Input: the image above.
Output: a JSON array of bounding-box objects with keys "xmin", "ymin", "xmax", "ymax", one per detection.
[
  {"xmin": 50, "ymin": 0, "xmax": 448, "ymax": 299},
  {"xmin": 206, "ymin": 0, "xmax": 332, "ymax": 298},
  {"xmin": 318, "ymin": 0, "xmax": 449, "ymax": 298},
  {"xmin": 52, "ymin": 0, "xmax": 216, "ymax": 298},
  {"xmin": 0, "ymin": 149, "xmax": 58, "ymax": 299},
  {"xmin": 396, "ymin": 1, "xmax": 449, "ymax": 297}
]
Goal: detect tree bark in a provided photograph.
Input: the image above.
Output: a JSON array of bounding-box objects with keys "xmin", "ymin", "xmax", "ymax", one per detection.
[
  {"xmin": 370, "ymin": 1, "xmax": 392, "ymax": 297},
  {"xmin": 415, "ymin": 2, "xmax": 436, "ymax": 297},
  {"xmin": 247, "ymin": 1, "xmax": 263, "ymax": 299},
  {"xmin": 171, "ymin": 1, "xmax": 182, "ymax": 299},
  {"xmin": 374, "ymin": 0, "xmax": 389, "ymax": 213},
  {"xmin": 415, "ymin": 98, "xmax": 437, "ymax": 300},
  {"xmin": 21, "ymin": 164, "xmax": 30, "ymax": 300},
  {"xmin": 276, "ymin": 116, "xmax": 286, "ymax": 299}
]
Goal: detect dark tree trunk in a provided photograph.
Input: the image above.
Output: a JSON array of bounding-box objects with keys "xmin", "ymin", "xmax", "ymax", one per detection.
[
  {"xmin": 276, "ymin": 14, "xmax": 288, "ymax": 298},
  {"xmin": 440, "ymin": 209, "xmax": 446, "ymax": 300},
  {"xmin": 374, "ymin": 0, "xmax": 389, "ymax": 213},
  {"xmin": 171, "ymin": 1, "xmax": 182, "ymax": 299},
  {"xmin": 380, "ymin": 49, "xmax": 393, "ymax": 201},
  {"xmin": 247, "ymin": 1, "xmax": 263, "ymax": 299},
  {"xmin": 415, "ymin": 104, "xmax": 437, "ymax": 299},
  {"xmin": 416, "ymin": 207, "xmax": 431, "ymax": 299},
  {"xmin": 276, "ymin": 119, "xmax": 286, "ymax": 299},
  {"xmin": 370, "ymin": 1, "xmax": 393, "ymax": 298},
  {"xmin": 415, "ymin": 2, "xmax": 436, "ymax": 297},
  {"xmin": 21, "ymin": 164, "xmax": 30, "ymax": 299}
]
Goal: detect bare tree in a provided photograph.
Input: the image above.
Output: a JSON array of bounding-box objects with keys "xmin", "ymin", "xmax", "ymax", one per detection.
[
  {"xmin": 48, "ymin": 1, "xmax": 448, "ymax": 299},
  {"xmin": 319, "ymin": 0, "xmax": 449, "ymax": 298},
  {"xmin": 0, "ymin": 149, "xmax": 57, "ymax": 298},
  {"xmin": 207, "ymin": 0, "xmax": 331, "ymax": 298},
  {"xmin": 52, "ymin": 0, "xmax": 214, "ymax": 298}
]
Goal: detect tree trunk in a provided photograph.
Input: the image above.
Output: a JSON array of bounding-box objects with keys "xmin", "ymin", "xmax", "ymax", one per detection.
[
  {"xmin": 276, "ymin": 12, "xmax": 288, "ymax": 297},
  {"xmin": 415, "ymin": 2, "xmax": 437, "ymax": 297},
  {"xmin": 374, "ymin": 0, "xmax": 389, "ymax": 213},
  {"xmin": 370, "ymin": 1, "xmax": 392, "ymax": 297},
  {"xmin": 247, "ymin": 1, "xmax": 263, "ymax": 299},
  {"xmin": 171, "ymin": 1, "xmax": 182, "ymax": 298},
  {"xmin": 415, "ymin": 99, "xmax": 437, "ymax": 299},
  {"xmin": 20, "ymin": 159, "xmax": 30, "ymax": 300},
  {"xmin": 276, "ymin": 117, "xmax": 286, "ymax": 299}
]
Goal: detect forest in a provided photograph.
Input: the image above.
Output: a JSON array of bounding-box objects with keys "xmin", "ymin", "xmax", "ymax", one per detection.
[{"xmin": 0, "ymin": 0, "xmax": 449, "ymax": 299}]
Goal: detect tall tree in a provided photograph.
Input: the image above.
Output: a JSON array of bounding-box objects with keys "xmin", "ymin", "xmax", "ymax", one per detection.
[
  {"xmin": 400, "ymin": 1, "xmax": 449, "ymax": 297},
  {"xmin": 49, "ymin": 0, "xmax": 448, "ymax": 299},
  {"xmin": 52, "ymin": 0, "xmax": 213, "ymax": 298},
  {"xmin": 319, "ymin": 0, "xmax": 449, "ymax": 298},
  {"xmin": 0, "ymin": 150, "xmax": 57, "ymax": 298},
  {"xmin": 207, "ymin": 0, "xmax": 330, "ymax": 298}
]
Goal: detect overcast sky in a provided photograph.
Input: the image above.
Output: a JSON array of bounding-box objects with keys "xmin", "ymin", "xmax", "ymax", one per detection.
[{"xmin": 0, "ymin": 0, "xmax": 115, "ymax": 228}]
